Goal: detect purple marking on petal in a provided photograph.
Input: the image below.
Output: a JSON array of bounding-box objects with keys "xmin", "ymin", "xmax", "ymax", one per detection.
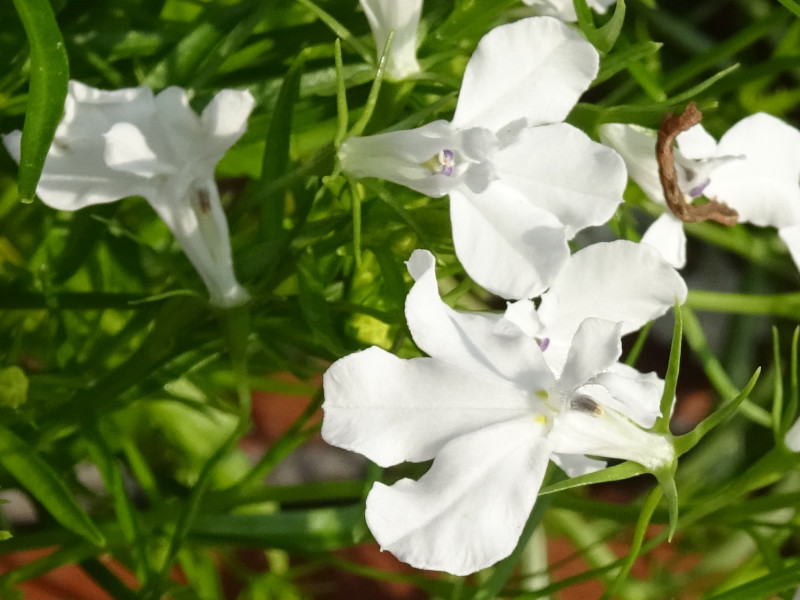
[
  {"xmin": 441, "ymin": 165, "xmax": 453, "ymax": 176},
  {"xmin": 539, "ymin": 337, "xmax": 550, "ymax": 351},
  {"xmin": 689, "ymin": 179, "xmax": 710, "ymax": 198},
  {"xmin": 442, "ymin": 149, "xmax": 454, "ymax": 161}
]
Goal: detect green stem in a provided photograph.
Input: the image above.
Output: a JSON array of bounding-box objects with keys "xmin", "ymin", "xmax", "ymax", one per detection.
[
  {"xmin": 141, "ymin": 304, "xmax": 252, "ymax": 599},
  {"xmin": 682, "ymin": 307, "xmax": 772, "ymax": 427},
  {"xmin": 687, "ymin": 290, "xmax": 800, "ymax": 319}
]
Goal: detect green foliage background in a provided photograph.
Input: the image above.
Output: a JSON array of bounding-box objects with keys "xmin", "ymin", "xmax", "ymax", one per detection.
[{"xmin": 1, "ymin": 0, "xmax": 800, "ymax": 598}]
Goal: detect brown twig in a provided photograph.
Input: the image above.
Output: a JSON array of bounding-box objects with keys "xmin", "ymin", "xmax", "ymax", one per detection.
[{"xmin": 656, "ymin": 102, "xmax": 738, "ymax": 225}]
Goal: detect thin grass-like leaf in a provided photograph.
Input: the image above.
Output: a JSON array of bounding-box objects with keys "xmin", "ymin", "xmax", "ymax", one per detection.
[
  {"xmin": 0, "ymin": 424, "xmax": 105, "ymax": 546},
  {"xmin": 10, "ymin": 0, "xmax": 69, "ymax": 202}
]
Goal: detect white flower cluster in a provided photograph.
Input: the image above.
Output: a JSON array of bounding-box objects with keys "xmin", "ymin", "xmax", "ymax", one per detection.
[{"xmin": 324, "ymin": 14, "xmax": 691, "ymax": 576}]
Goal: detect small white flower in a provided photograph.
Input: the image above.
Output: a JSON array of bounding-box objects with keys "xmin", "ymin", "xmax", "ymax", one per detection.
[
  {"xmin": 340, "ymin": 17, "xmax": 627, "ymax": 300},
  {"xmin": 522, "ymin": 0, "xmax": 616, "ymax": 22},
  {"xmin": 322, "ymin": 249, "xmax": 678, "ymax": 575},
  {"xmin": 3, "ymin": 81, "xmax": 255, "ymax": 307},
  {"xmin": 359, "ymin": 0, "xmax": 422, "ymax": 81},
  {"xmin": 600, "ymin": 114, "xmax": 800, "ymax": 269}
]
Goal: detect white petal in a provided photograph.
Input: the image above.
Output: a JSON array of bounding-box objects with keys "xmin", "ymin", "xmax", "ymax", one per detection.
[
  {"xmin": 599, "ymin": 123, "xmax": 665, "ymax": 204},
  {"xmin": 199, "ymin": 89, "xmax": 256, "ymax": 159},
  {"xmin": 366, "ymin": 418, "xmax": 551, "ymax": 575},
  {"xmin": 521, "ymin": 0, "xmax": 578, "ymax": 21},
  {"xmin": 359, "ymin": 0, "xmax": 422, "ymax": 80},
  {"xmin": 450, "ymin": 183, "xmax": 570, "ymax": 300},
  {"xmin": 339, "ymin": 121, "xmax": 460, "ymax": 197},
  {"xmin": 590, "ymin": 362, "xmax": 664, "ymax": 428},
  {"xmin": 2, "ymin": 83, "xmax": 157, "ymax": 210},
  {"xmin": 706, "ymin": 113, "xmax": 800, "ymax": 228},
  {"xmin": 549, "ymin": 408, "xmax": 673, "ymax": 471},
  {"xmin": 405, "ymin": 250, "xmax": 554, "ymax": 388},
  {"xmin": 641, "ymin": 212, "xmax": 687, "ymax": 269},
  {"xmin": 148, "ymin": 177, "xmax": 247, "ymax": 307},
  {"xmin": 502, "ymin": 299, "xmax": 544, "ymax": 338},
  {"xmin": 104, "ymin": 122, "xmax": 177, "ymax": 178},
  {"xmin": 558, "ymin": 318, "xmax": 622, "ymax": 394},
  {"xmin": 452, "ymin": 17, "xmax": 598, "ymax": 131},
  {"xmin": 537, "ymin": 240, "xmax": 688, "ymax": 344},
  {"xmin": 675, "ymin": 123, "xmax": 717, "ymax": 160},
  {"xmin": 322, "ymin": 347, "xmax": 539, "ymax": 467},
  {"xmin": 550, "ymin": 453, "xmax": 606, "ymax": 477},
  {"xmin": 785, "ymin": 416, "xmax": 800, "ymax": 452},
  {"xmin": 493, "ymin": 123, "xmax": 626, "ymax": 237}
]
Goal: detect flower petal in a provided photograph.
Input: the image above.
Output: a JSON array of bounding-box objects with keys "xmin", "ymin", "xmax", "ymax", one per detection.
[
  {"xmin": 549, "ymin": 408, "xmax": 673, "ymax": 471},
  {"xmin": 199, "ymin": 89, "xmax": 256, "ymax": 161},
  {"xmin": 675, "ymin": 123, "xmax": 717, "ymax": 160},
  {"xmin": 322, "ymin": 347, "xmax": 539, "ymax": 467},
  {"xmin": 359, "ymin": 0, "xmax": 422, "ymax": 80},
  {"xmin": 641, "ymin": 212, "xmax": 687, "ymax": 268},
  {"xmin": 339, "ymin": 121, "xmax": 460, "ymax": 196},
  {"xmin": 104, "ymin": 122, "xmax": 176, "ymax": 178},
  {"xmin": 405, "ymin": 250, "xmax": 554, "ymax": 389},
  {"xmin": 366, "ymin": 418, "xmax": 551, "ymax": 575},
  {"xmin": 537, "ymin": 240, "xmax": 688, "ymax": 345},
  {"xmin": 598, "ymin": 123, "xmax": 665, "ymax": 204},
  {"xmin": 452, "ymin": 17, "xmax": 598, "ymax": 131},
  {"xmin": 2, "ymin": 82, "xmax": 158, "ymax": 210},
  {"xmin": 589, "ymin": 363, "xmax": 664, "ymax": 428},
  {"xmin": 550, "ymin": 452, "xmax": 606, "ymax": 477},
  {"xmin": 493, "ymin": 122, "xmax": 626, "ymax": 237},
  {"xmin": 450, "ymin": 183, "xmax": 570, "ymax": 300},
  {"xmin": 148, "ymin": 177, "xmax": 247, "ymax": 306},
  {"xmin": 558, "ymin": 318, "xmax": 622, "ymax": 394},
  {"xmin": 706, "ymin": 113, "xmax": 800, "ymax": 228}
]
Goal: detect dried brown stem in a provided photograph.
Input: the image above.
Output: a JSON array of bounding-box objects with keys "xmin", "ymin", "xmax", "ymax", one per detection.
[{"xmin": 656, "ymin": 102, "xmax": 738, "ymax": 226}]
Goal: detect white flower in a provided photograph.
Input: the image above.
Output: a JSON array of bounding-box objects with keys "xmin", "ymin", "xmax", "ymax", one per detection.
[
  {"xmin": 3, "ymin": 81, "xmax": 255, "ymax": 307},
  {"xmin": 340, "ymin": 17, "xmax": 627, "ymax": 300},
  {"xmin": 600, "ymin": 114, "xmax": 800, "ymax": 269},
  {"xmin": 359, "ymin": 0, "xmax": 422, "ymax": 81},
  {"xmin": 322, "ymin": 249, "xmax": 678, "ymax": 575},
  {"xmin": 522, "ymin": 0, "xmax": 616, "ymax": 22}
]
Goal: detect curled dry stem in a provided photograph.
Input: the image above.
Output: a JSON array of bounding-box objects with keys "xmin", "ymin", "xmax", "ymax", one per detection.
[{"xmin": 656, "ymin": 102, "xmax": 738, "ymax": 226}]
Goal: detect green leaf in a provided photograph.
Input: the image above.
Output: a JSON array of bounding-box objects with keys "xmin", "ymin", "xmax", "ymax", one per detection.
[
  {"xmin": 260, "ymin": 50, "xmax": 308, "ymax": 236},
  {"xmin": 705, "ymin": 560, "xmax": 800, "ymax": 599},
  {"xmin": 0, "ymin": 424, "xmax": 105, "ymax": 546},
  {"xmin": 10, "ymin": 0, "xmax": 69, "ymax": 202},
  {"xmin": 674, "ymin": 369, "xmax": 761, "ymax": 455},
  {"xmin": 594, "ymin": 41, "xmax": 662, "ymax": 86},
  {"xmin": 575, "ymin": 0, "xmax": 626, "ymax": 53},
  {"xmin": 347, "ymin": 30, "xmax": 393, "ymax": 137},
  {"xmin": 539, "ymin": 461, "xmax": 647, "ymax": 495},
  {"xmin": 655, "ymin": 303, "xmax": 682, "ymax": 434},
  {"xmin": 776, "ymin": 0, "xmax": 800, "ymax": 19},
  {"xmin": 190, "ymin": 505, "xmax": 369, "ymax": 552}
]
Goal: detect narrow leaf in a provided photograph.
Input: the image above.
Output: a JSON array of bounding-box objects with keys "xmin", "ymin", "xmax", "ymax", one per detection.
[
  {"xmin": 10, "ymin": 0, "xmax": 69, "ymax": 202},
  {"xmin": 0, "ymin": 424, "xmax": 105, "ymax": 546},
  {"xmin": 655, "ymin": 303, "xmax": 682, "ymax": 434}
]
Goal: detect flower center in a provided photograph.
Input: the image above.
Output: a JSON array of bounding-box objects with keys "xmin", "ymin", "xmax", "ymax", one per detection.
[{"xmin": 421, "ymin": 149, "xmax": 455, "ymax": 176}]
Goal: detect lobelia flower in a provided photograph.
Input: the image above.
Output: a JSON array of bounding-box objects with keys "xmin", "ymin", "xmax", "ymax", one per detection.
[
  {"xmin": 340, "ymin": 17, "xmax": 627, "ymax": 300},
  {"xmin": 522, "ymin": 0, "xmax": 616, "ymax": 22},
  {"xmin": 359, "ymin": 0, "xmax": 422, "ymax": 81},
  {"xmin": 600, "ymin": 114, "xmax": 800, "ymax": 269},
  {"xmin": 322, "ymin": 248, "xmax": 682, "ymax": 575},
  {"xmin": 3, "ymin": 81, "xmax": 255, "ymax": 307}
]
